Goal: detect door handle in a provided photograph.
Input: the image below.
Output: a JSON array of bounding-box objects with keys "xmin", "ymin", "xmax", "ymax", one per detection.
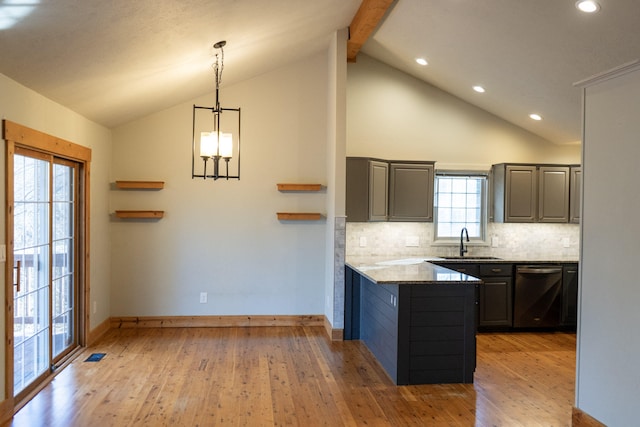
[{"xmin": 14, "ymin": 260, "xmax": 21, "ymax": 293}]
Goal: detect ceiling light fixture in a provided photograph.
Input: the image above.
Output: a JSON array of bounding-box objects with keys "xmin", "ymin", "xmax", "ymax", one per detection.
[
  {"xmin": 473, "ymin": 85, "xmax": 486, "ymax": 93},
  {"xmin": 415, "ymin": 58, "xmax": 428, "ymax": 66},
  {"xmin": 192, "ymin": 40, "xmax": 241, "ymax": 180},
  {"xmin": 576, "ymin": 0, "xmax": 600, "ymax": 13},
  {"xmin": 529, "ymin": 113, "xmax": 542, "ymax": 121}
]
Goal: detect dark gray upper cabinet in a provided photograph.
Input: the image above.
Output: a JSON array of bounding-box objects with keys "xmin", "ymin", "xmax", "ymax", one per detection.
[
  {"xmin": 493, "ymin": 164, "xmax": 537, "ymax": 222},
  {"xmin": 493, "ymin": 163, "xmax": 573, "ymax": 223},
  {"xmin": 388, "ymin": 162, "xmax": 434, "ymax": 222},
  {"xmin": 346, "ymin": 157, "xmax": 388, "ymax": 222},
  {"xmin": 570, "ymin": 166, "xmax": 582, "ymax": 224},
  {"xmin": 346, "ymin": 157, "xmax": 434, "ymax": 222},
  {"xmin": 538, "ymin": 166, "xmax": 570, "ymax": 223}
]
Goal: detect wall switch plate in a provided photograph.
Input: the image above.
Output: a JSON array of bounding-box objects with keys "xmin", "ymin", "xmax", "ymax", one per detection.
[
  {"xmin": 93, "ymin": 301, "xmax": 97, "ymax": 314},
  {"xmin": 0, "ymin": 244, "xmax": 5, "ymax": 262},
  {"xmin": 359, "ymin": 236, "xmax": 367, "ymax": 247},
  {"xmin": 491, "ymin": 236, "xmax": 499, "ymax": 248},
  {"xmin": 405, "ymin": 236, "xmax": 419, "ymax": 247},
  {"xmin": 199, "ymin": 292, "xmax": 208, "ymax": 303},
  {"xmin": 562, "ymin": 237, "xmax": 571, "ymax": 248}
]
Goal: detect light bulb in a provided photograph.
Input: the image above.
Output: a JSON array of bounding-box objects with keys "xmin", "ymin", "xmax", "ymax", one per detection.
[
  {"xmin": 576, "ymin": 1, "xmax": 600, "ymax": 13},
  {"xmin": 200, "ymin": 132, "xmax": 217, "ymax": 157},
  {"xmin": 219, "ymin": 133, "xmax": 233, "ymax": 158}
]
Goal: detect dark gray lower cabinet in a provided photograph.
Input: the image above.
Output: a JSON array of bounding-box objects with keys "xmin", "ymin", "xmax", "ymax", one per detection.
[
  {"xmin": 346, "ymin": 268, "xmax": 477, "ymax": 385},
  {"xmin": 561, "ymin": 263, "xmax": 579, "ymax": 328},
  {"xmin": 431, "ymin": 262, "xmax": 514, "ymax": 330},
  {"xmin": 479, "ymin": 277, "xmax": 513, "ymax": 328},
  {"xmin": 478, "ymin": 264, "xmax": 513, "ymax": 329}
]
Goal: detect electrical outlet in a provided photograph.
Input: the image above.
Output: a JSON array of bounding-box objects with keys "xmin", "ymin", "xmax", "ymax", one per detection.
[
  {"xmin": 390, "ymin": 295, "xmax": 397, "ymax": 307},
  {"xmin": 562, "ymin": 237, "xmax": 571, "ymax": 248},
  {"xmin": 199, "ymin": 292, "xmax": 208, "ymax": 303},
  {"xmin": 491, "ymin": 236, "xmax": 499, "ymax": 248},
  {"xmin": 405, "ymin": 236, "xmax": 419, "ymax": 247},
  {"xmin": 359, "ymin": 236, "xmax": 367, "ymax": 247}
]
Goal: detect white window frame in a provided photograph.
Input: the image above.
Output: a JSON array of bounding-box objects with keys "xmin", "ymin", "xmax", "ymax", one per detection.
[{"xmin": 433, "ymin": 171, "xmax": 489, "ymax": 245}]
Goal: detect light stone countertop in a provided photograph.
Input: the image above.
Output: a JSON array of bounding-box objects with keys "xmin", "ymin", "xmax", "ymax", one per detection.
[
  {"xmin": 346, "ymin": 256, "xmax": 482, "ymax": 285},
  {"xmin": 346, "ymin": 255, "xmax": 579, "ymax": 285}
]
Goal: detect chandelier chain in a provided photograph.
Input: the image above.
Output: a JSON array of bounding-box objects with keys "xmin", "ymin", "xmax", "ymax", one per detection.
[{"xmin": 213, "ymin": 45, "xmax": 224, "ymax": 90}]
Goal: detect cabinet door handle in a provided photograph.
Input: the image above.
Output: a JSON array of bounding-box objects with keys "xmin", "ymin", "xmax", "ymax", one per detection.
[
  {"xmin": 14, "ymin": 260, "xmax": 21, "ymax": 293},
  {"xmin": 491, "ymin": 268, "xmax": 502, "ymax": 273}
]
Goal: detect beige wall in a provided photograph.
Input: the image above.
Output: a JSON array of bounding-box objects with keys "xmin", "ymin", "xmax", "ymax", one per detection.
[
  {"xmin": 324, "ymin": 29, "xmax": 349, "ymax": 329},
  {"xmin": 0, "ymin": 73, "xmax": 112, "ymax": 401},
  {"xmin": 347, "ymin": 55, "xmax": 581, "ymax": 166},
  {"xmin": 110, "ymin": 52, "xmax": 332, "ymax": 317}
]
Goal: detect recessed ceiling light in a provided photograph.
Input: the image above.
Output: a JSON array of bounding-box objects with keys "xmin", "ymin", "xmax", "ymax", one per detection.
[
  {"xmin": 576, "ymin": 0, "xmax": 600, "ymax": 13},
  {"xmin": 415, "ymin": 58, "xmax": 428, "ymax": 66},
  {"xmin": 473, "ymin": 85, "xmax": 485, "ymax": 93},
  {"xmin": 529, "ymin": 113, "xmax": 542, "ymax": 121}
]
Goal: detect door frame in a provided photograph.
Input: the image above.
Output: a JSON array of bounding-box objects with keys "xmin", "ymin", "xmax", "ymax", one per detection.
[{"xmin": 3, "ymin": 120, "xmax": 91, "ymax": 409}]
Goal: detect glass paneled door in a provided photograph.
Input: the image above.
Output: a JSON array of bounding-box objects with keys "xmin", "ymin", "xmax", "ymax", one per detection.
[{"xmin": 13, "ymin": 147, "xmax": 79, "ymax": 398}]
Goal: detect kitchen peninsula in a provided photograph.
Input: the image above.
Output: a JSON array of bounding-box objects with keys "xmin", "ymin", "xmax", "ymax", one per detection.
[{"xmin": 345, "ymin": 257, "xmax": 481, "ymax": 385}]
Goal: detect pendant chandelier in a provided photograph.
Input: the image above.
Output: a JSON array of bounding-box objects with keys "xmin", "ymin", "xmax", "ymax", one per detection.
[{"xmin": 192, "ymin": 40, "xmax": 241, "ymax": 180}]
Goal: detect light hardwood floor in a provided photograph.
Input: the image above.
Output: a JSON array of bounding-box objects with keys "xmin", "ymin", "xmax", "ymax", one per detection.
[{"xmin": 4, "ymin": 327, "xmax": 576, "ymax": 426}]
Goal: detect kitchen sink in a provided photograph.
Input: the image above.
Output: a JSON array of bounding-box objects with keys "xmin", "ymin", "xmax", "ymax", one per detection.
[{"xmin": 439, "ymin": 256, "xmax": 502, "ymax": 260}]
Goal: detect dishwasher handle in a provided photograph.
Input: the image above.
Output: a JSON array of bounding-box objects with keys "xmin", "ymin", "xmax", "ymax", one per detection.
[{"xmin": 517, "ymin": 266, "xmax": 562, "ymax": 274}]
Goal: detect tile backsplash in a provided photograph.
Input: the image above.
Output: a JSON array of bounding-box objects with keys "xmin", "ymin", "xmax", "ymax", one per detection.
[{"xmin": 346, "ymin": 222, "xmax": 580, "ymax": 259}]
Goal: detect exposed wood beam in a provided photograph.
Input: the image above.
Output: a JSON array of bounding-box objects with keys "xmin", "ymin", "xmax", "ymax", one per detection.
[{"xmin": 347, "ymin": 0, "xmax": 395, "ymax": 63}]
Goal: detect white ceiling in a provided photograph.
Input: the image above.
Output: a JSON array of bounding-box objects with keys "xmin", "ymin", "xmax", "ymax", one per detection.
[
  {"xmin": 1, "ymin": 0, "xmax": 638, "ymax": 144},
  {"xmin": 0, "ymin": 0, "xmax": 361, "ymax": 127}
]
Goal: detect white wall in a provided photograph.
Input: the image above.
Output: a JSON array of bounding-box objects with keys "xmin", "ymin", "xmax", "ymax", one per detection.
[
  {"xmin": 110, "ymin": 53, "xmax": 330, "ymax": 317},
  {"xmin": 0, "ymin": 73, "xmax": 112, "ymax": 401},
  {"xmin": 324, "ymin": 29, "xmax": 349, "ymax": 330},
  {"xmin": 576, "ymin": 62, "xmax": 640, "ymax": 426},
  {"xmin": 347, "ymin": 55, "xmax": 581, "ymax": 166}
]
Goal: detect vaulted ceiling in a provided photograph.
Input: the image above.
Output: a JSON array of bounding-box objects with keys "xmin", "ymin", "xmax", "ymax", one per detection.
[{"xmin": 1, "ymin": 0, "xmax": 638, "ymax": 144}]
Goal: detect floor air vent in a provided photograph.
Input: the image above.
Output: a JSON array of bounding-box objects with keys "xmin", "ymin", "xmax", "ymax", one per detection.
[{"xmin": 85, "ymin": 353, "xmax": 106, "ymax": 362}]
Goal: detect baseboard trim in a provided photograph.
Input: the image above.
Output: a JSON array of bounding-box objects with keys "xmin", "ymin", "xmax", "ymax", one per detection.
[
  {"xmin": 87, "ymin": 317, "xmax": 111, "ymax": 346},
  {"xmin": 572, "ymin": 407, "xmax": 606, "ymax": 427},
  {"xmin": 323, "ymin": 316, "xmax": 344, "ymax": 341},
  {"xmin": 0, "ymin": 396, "xmax": 15, "ymax": 426},
  {"xmin": 110, "ymin": 315, "xmax": 325, "ymax": 329}
]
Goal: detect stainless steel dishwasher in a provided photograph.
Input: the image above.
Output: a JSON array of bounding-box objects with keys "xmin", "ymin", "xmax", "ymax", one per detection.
[{"xmin": 514, "ymin": 265, "xmax": 563, "ymax": 328}]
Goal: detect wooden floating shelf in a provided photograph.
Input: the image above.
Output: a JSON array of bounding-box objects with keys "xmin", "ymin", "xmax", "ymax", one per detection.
[
  {"xmin": 116, "ymin": 180, "xmax": 164, "ymax": 189},
  {"xmin": 276, "ymin": 183, "xmax": 323, "ymax": 192},
  {"xmin": 276, "ymin": 212, "xmax": 323, "ymax": 221},
  {"xmin": 115, "ymin": 210, "xmax": 165, "ymax": 219}
]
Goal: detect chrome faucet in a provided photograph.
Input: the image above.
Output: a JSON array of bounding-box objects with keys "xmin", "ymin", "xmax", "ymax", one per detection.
[{"xmin": 460, "ymin": 227, "xmax": 469, "ymax": 257}]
